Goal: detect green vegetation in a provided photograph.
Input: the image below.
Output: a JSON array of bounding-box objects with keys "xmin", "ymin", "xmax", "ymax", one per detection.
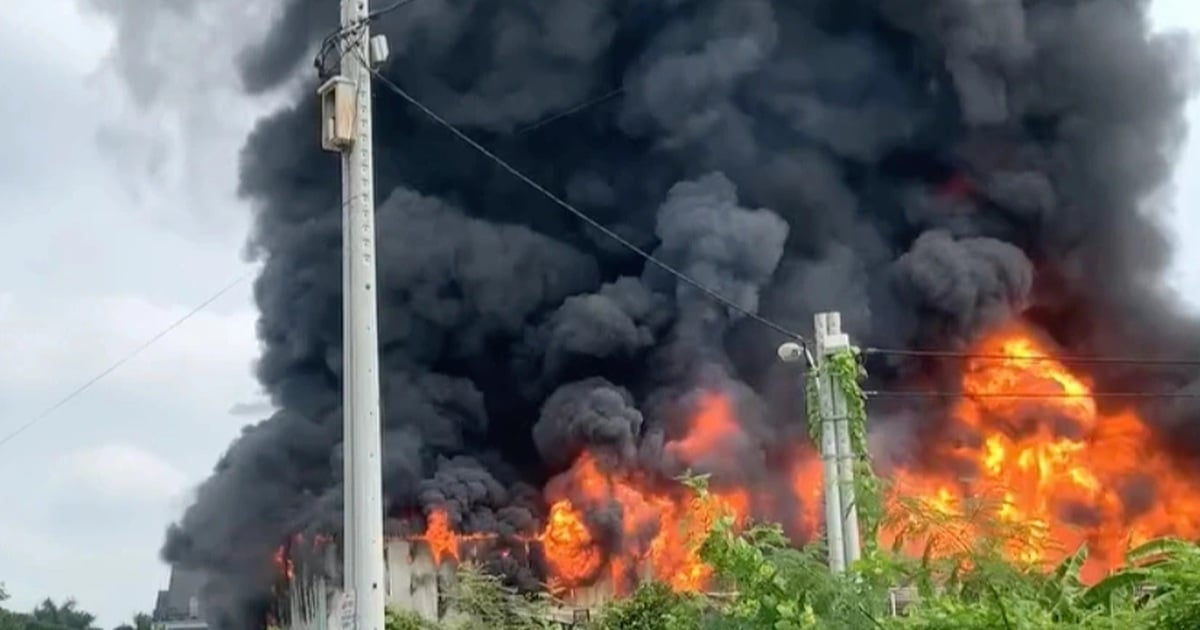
[
  {"xmin": 376, "ymin": 487, "xmax": 1200, "ymax": 630},
  {"xmin": 380, "ymin": 347, "xmax": 1200, "ymax": 629},
  {"xmin": 0, "ymin": 590, "xmax": 150, "ymax": 630},
  {"xmin": 806, "ymin": 347, "xmax": 883, "ymax": 543},
  {"xmin": 694, "ymin": 486, "xmax": 1200, "ymax": 629},
  {"xmin": 9, "ymin": 349, "xmax": 1197, "ymax": 630},
  {"xmin": 110, "ymin": 613, "xmax": 152, "ymax": 630},
  {"xmin": 0, "ymin": 597, "xmax": 99, "ymax": 630}
]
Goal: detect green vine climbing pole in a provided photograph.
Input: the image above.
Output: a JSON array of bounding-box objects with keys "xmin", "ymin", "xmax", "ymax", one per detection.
[{"xmin": 805, "ymin": 348, "xmax": 884, "ymax": 555}]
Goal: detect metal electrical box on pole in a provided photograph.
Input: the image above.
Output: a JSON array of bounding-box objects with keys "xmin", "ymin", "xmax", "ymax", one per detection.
[
  {"xmin": 318, "ymin": 1, "xmax": 390, "ymax": 628},
  {"xmin": 318, "ymin": 76, "xmax": 356, "ymax": 151}
]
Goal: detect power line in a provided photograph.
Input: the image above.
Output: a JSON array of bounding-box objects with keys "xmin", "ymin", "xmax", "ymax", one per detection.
[
  {"xmin": 516, "ymin": 87, "xmax": 626, "ymax": 135},
  {"xmin": 353, "ymin": 50, "xmax": 1200, "ymax": 375},
  {"xmin": 357, "ymin": 52, "xmax": 812, "ymax": 351},
  {"xmin": 315, "ymin": 0, "xmax": 427, "ymax": 78},
  {"xmin": 863, "ymin": 347, "xmax": 1200, "ymax": 367},
  {"xmin": 0, "ymin": 271, "xmax": 252, "ymax": 451},
  {"xmin": 864, "ymin": 389, "xmax": 1200, "ymax": 400},
  {"xmin": 368, "ymin": 0, "xmax": 425, "ymax": 20}
]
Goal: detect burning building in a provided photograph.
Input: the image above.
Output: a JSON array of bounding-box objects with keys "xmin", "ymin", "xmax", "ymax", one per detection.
[
  {"xmin": 153, "ymin": 567, "xmax": 209, "ymax": 630},
  {"xmin": 271, "ymin": 536, "xmax": 620, "ymax": 627},
  {"xmin": 138, "ymin": 0, "xmax": 1200, "ymax": 627}
]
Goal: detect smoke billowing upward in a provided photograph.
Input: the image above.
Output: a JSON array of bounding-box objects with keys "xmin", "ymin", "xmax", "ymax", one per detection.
[{"xmin": 153, "ymin": 0, "xmax": 1199, "ymax": 626}]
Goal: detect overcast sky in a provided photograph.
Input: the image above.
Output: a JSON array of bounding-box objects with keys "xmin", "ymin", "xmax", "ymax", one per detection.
[{"xmin": 0, "ymin": 1, "xmax": 1197, "ymax": 627}]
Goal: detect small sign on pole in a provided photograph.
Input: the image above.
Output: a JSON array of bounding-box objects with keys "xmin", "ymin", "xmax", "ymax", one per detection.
[{"xmin": 338, "ymin": 590, "xmax": 356, "ymax": 630}]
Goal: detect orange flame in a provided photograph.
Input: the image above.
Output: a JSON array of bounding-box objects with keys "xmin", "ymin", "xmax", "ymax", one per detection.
[
  {"xmin": 788, "ymin": 448, "xmax": 824, "ymax": 538},
  {"xmin": 272, "ymin": 545, "xmax": 294, "ymax": 581},
  {"xmin": 540, "ymin": 499, "xmax": 604, "ymax": 585},
  {"xmin": 882, "ymin": 323, "xmax": 1200, "ymax": 581},
  {"xmin": 408, "ymin": 507, "xmax": 500, "ymax": 564},
  {"xmin": 376, "ymin": 392, "xmax": 821, "ymax": 597},
  {"xmin": 271, "ymin": 533, "xmax": 333, "ymax": 582},
  {"xmin": 537, "ymin": 393, "xmax": 759, "ymax": 594},
  {"xmin": 409, "ymin": 329, "xmax": 1200, "ymax": 594},
  {"xmin": 422, "ymin": 508, "xmax": 461, "ymax": 564},
  {"xmin": 280, "ymin": 324, "xmax": 1200, "ymax": 597}
]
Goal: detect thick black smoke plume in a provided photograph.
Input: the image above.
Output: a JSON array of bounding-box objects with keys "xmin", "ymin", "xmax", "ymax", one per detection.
[{"xmin": 150, "ymin": 0, "xmax": 1197, "ymax": 626}]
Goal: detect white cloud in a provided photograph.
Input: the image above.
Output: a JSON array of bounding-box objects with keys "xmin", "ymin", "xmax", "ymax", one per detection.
[
  {"xmin": 91, "ymin": 290, "xmax": 260, "ymax": 384},
  {"xmin": 78, "ymin": 0, "xmax": 289, "ymax": 242},
  {"xmin": 0, "ymin": 517, "xmax": 69, "ymax": 566},
  {"xmin": 59, "ymin": 442, "xmax": 190, "ymax": 504},
  {"xmin": 0, "ymin": 2, "xmax": 263, "ymax": 625},
  {"xmin": 0, "ymin": 286, "xmax": 258, "ymax": 402},
  {"xmin": 0, "ymin": 0, "xmax": 112, "ymax": 76},
  {"xmin": 1152, "ymin": 0, "xmax": 1200, "ymax": 309}
]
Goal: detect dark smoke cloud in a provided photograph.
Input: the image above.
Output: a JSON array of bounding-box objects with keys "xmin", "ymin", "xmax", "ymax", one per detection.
[
  {"xmin": 516, "ymin": 277, "xmax": 670, "ymax": 394},
  {"xmin": 892, "ymin": 229, "xmax": 1034, "ymax": 341},
  {"xmin": 650, "ymin": 172, "xmax": 788, "ymax": 313},
  {"xmin": 106, "ymin": 0, "xmax": 1198, "ymax": 625},
  {"xmin": 533, "ymin": 378, "xmax": 643, "ymax": 470},
  {"xmin": 415, "ymin": 455, "xmax": 537, "ymax": 537}
]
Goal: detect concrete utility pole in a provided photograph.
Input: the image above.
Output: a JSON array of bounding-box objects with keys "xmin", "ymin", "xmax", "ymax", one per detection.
[
  {"xmin": 777, "ymin": 312, "xmax": 863, "ymax": 574},
  {"xmin": 814, "ymin": 312, "xmax": 862, "ymax": 570},
  {"xmin": 316, "ymin": 1, "xmax": 390, "ymax": 627}
]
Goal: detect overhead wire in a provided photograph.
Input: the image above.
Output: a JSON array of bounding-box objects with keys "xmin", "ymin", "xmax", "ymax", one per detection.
[
  {"xmin": 864, "ymin": 389, "xmax": 1200, "ymax": 400},
  {"xmin": 861, "ymin": 348, "xmax": 1200, "ymax": 399},
  {"xmin": 0, "ymin": 271, "xmax": 252, "ymax": 450},
  {"xmin": 863, "ymin": 346, "xmax": 1200, "ymax": 367},
  {"xmin": 354, "ymin": 50, "xmax": 814, "ymax": 359},
  {"xmin": 8, "ymin": 10, "xmax": 1192, "ymax": 450},
  {"xmin": 325, "ymin": 20, "xmax": 1200, "ymax": 378},
  {"xmin": 316, "ymin": 0, "xmax": 429, "ymax": 78},
  {"xmin": 516, "ymin": 87, "xmax": 627, "ymax": 135},
  {"xmin": 368, "ymin": 0, "xmax": 426, "ymax": 20},
  {"xmin": 325, "ymin": 5, "xmax": 811, "ymax": 351}
]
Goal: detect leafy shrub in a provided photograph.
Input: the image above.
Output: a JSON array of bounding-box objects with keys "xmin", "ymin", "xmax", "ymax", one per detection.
[
  {"xmin": 386, "ymin": 607, "xmax": 439, "ymax": 630},
  {"xmin": 594, "ymin": 582, "xmax": 704, "ymax": 630}
]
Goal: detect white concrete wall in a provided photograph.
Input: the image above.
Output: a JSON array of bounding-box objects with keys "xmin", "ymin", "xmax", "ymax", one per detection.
[
  {"xmin": 158, "ymin": 622, "xmax": 208, "ymax": 630},
  {"xmin": 384, "ymin": 540, "xmax": 440, "ymax": 621},
  {"xmin": 283, "ymin": 539, "xmax": 606, "ymax": 628}
]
